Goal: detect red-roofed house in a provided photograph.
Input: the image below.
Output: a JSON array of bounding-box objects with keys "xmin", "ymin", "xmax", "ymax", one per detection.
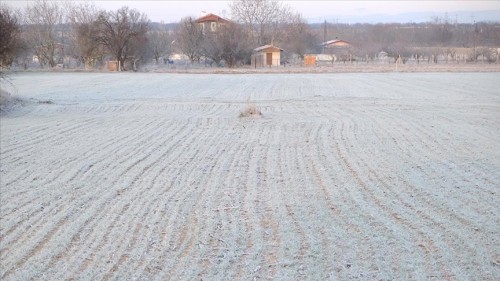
[{"xmin": 195, "ymin": 13, "xmax": 230, "ymax": 34}]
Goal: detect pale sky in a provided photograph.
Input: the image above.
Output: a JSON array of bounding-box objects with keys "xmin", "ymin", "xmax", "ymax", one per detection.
[{"xmin": 4, "ymin": 1, "xmax": 500, "ymax": 23}]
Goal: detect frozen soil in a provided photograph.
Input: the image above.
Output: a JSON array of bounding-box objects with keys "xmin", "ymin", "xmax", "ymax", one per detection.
[{"xmin": 1, "ymin": 72, "xmax": 499, "ymax": 280}]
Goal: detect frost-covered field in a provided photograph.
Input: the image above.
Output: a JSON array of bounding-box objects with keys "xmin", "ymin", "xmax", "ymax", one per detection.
[{"xmin": 1, "ymin": 72, "xmax": 499, "ymax": 280}]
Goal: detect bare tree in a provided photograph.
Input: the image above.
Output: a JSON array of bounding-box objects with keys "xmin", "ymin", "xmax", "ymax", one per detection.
[
  {"xmin": 66, "ymin": 2, "xmax": 103, "ymax": 69},
  {"xmin": 386, "ymin": 44, "xmax": 412, "ymax": 64},
  {"xmin": 127, "ymin": 30, "xmax": 151, "ymax": 71},
  {"xmin": 0, "ymin": 5, "xmax": 21, "ymax": 70},
  {"xmin": 22, "ymin": 0, "xmax": 65, "ymax": 68},
  {"xmin": 230, "ymin": 0, "xmax": 292, "ymax": 45},
  {"xmin": 148, "ymin": 27, "xmax": 173, "ymax": 64},
  {"xmin": 174, "ymin": 16, "xmax": 203, "ymax": 63},
  {"xmin": 94, "ymin": 6, "xmax": 149, "ymax": 71},
  {"xmin": 218, "ymin": 23, "xmax": 252, "ymax": 67},
  {"xmin": 201, "ymin": 31, "xmax": 224, "ymax": 66},
  {"xmin": 282, "ymin": 13, "xmax": 317, "ymax": 60}
]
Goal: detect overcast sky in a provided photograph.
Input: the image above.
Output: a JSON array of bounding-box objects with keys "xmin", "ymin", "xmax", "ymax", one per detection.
[{"xmin": 4, "ymin": 1, "xmax": 500, "ymax": 23}]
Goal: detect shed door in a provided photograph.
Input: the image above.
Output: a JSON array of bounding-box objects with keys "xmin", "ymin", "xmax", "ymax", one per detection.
[{"xmin": 266, "ymin": 53, "xmax": 273, "ymax": 66}]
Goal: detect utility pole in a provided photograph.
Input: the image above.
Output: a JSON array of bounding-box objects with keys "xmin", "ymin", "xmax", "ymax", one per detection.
[
  {"xmin": 473, "ymin": 20, "xmax": 478, "ymax": 63},
  {"xmin": 324, "ymin": 20, "xmax": 327, "ymax": 42},
  {"xmin": 323, "ymin": 20, "xmax": 327, "ymax": 53}
]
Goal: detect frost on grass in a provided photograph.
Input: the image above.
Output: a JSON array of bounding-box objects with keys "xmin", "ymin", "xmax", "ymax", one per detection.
[
  {"xmin": 0, "ymin": 88, "xmax": 23, "ymax": 112},
  {"xmin": 239, "ymin": 103, "xmax": 262, "ymax": 118},
  {"xmin": 1, "ymin": 73, "xmax": 500, "ymax": 280}
]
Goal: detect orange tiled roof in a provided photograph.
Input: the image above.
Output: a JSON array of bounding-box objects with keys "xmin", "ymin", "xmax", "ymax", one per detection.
[{"xmin": 195, "ymin": 13, "xmax": 230, "ymax": 24}]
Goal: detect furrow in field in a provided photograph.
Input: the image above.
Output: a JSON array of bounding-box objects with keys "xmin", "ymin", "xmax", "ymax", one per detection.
[
  {"xmin": 324, "ymin": 124, "xmax": 407, "ymax": 279},
  {"xmin": 52, "ymin": 119, "xmax": 191, "ymax": 279},
  {"xmin": 292, "ymin": 121, "xmax": 364, "ymax": 279},
  {"xmin": 2, "ymin": 73, "xmax": 499, "ymax": 280},
  {"xmin": 361, "ymin": 105, "xmax": 499, "ymax": 278},
  {"xmin": 311, "ymin": 101, "xmax": 417, "ymax": 279},
  {"xmin": 277, "ymin": 127, "xmax": 314, "ymax": 279},
  {"xmin": 230, "ymin": 122, "xmax": 265, "ymax": 280},
  {"xmin": 286, "ymin": 103, "xmax": 385, "ymax": 279},
  {"xmin": 361, "ymin": 125, "xmax": 457, "ymax": 278},
  {"xmin": 255, "ymin": 124, "xmax": 288, "ymax": 280},
  {"xmin": 126, "ymin": 127, "xmax": 219, "ymax": 278},
  {"xmin": 201, "ymin": 120, "xmax": 282, "ymax": 280},
  {"xmin": 337, "ymin": 104, "xmax": 473, "ymax": 279},
  {"xmin": 0, "ymin": 116, "xmax": 161, "ymax": 220},
  {"xmin": 0, "ymin": 117, "xmax": 101, "ymax": 161},
  {"xmin": 258, "ymin": 123, "xmax": 310, "ymax": 279},
  {"xmin": 231, "ymin": 141, "xmax": 264, "ymax": 277},
  {"xmin": 66, "ymin": 119, "xmax": 198, "ymax": 278},
  {"xmin": 0, "ymin": 117, "xmax": 170, "ymax": 255},
  {"xmin": 0, "ymin": 118, "xmax": 109, "ymax": 190},
  {"xmin": 206, "ymin": 119, "xmax": 276, "ymax": 280},
  {"xmin": 156, "ymin": 120, "xmax": 235, "ymax": 280},
  {"xmin": 315, "ymin": 124, "xmax": 409, "ymax": 279},
  {"xmin": 411, "ymin": 116, "xmax": 498, "ymax": 197},
  {"xmin": 0, "ymin": 114, "xmax": 186, "ymax": 278},
  {"xmin": 305, "ymin": 124, "xmax": 345, "ymax": 276},
  {"xmin": 335, "ymin": 116, "xmax": 412, "ymax": 279},
  {"xmin": 372, "ymin": 104, "xmax": 497, "ymax": 224},
  {"xmin": 127, "ymin": 121, "xmax": 240, "ymax": 280},
  {"xmin": 193, "ymin": 122, "xmax": 254, "ymax": 280}
]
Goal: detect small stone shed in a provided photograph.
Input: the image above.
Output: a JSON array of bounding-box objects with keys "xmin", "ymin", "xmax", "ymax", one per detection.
[{"xmin": 251, "ymin": 45, "xmax": 283, "ymax": 67}]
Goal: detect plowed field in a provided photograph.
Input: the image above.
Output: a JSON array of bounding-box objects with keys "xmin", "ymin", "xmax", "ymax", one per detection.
[{"xmin": 1, "ymin": 72, "xmax": 499, "ymax": 280}]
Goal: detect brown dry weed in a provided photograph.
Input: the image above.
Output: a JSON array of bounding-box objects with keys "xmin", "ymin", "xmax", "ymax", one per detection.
[{"xmin": 239, "ymin": 103, "xmax": 262, "ymax": 118}]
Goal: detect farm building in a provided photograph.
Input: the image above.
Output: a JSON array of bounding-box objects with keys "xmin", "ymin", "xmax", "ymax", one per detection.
[
  {"xmin": 321, "ymin": 39, "xmax": 352, "ymax": 49},
  {"xmin": 321, "ymin": 39, "xmax": 353, "ymax": 63},
  {"xmin": 195, "ymin": 13, "xmax": 230, "ymax": 34},
  {"xmin": 251, "ymin": 45, "xmax": 283, "ymax": 67}
]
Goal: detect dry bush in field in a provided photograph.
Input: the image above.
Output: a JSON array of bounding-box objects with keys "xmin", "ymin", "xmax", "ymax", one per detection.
[
  {"xmin": 0, "ymin": 88, "xmax": 14, "ymax": 107},
  {"xmin": 37, "ymin": 100, "xmax": 54, "ymax": 104},
  {"xmin": 0, "ymin": 88, "xmax": 22, "ymax": 111},
  {"xmin": 239, "ymin": 103, "xmax": 262, "ymax": 118}
]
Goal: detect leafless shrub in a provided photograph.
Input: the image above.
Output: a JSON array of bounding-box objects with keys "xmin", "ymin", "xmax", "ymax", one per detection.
[
  {"xmin": 239, "ymin": 103, "xmax": 262, "ymax": 118},
  {"xmin": 37, "ymin": 100, "xmax": 54, "ymax": 104},
  {"xmin": 0, "ymin": 88, "xmax": 23, "ymax": 112},
  {"xmin": 0, "ymin": 88, "xmax": 11, "ymax": 106}
]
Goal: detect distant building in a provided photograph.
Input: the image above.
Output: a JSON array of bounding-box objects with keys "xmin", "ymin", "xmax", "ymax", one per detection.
[
  {"xmin": 195, "ymin": 13, "xmax": 230, "ymax": 34},
  {"xmin": 321, "ymin": 39, "xmax": 353, "ymax": 63},
  {"xmin": 251, "ymin": 45, "xmax": 283, "ymax": 67},
  {"xmin": 321, "ymin": 39, "xmax": 351, "ymax": 50}
]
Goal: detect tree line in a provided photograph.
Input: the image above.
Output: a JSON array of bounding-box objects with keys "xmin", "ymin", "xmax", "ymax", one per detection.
[{"xmin": 1, "ymin": 0, "xmax": 499, "ymax": 72}]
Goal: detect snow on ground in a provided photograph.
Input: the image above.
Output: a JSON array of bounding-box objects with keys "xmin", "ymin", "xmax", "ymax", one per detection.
[{"xmin": 1, "ymin": 72, "xmax": 499, "ymax": 280}]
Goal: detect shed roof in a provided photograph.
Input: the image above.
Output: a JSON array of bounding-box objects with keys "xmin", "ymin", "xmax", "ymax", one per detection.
[
  {"xmin": 253, "ymin": 45, "xmax": 284, "ymax": 52},
  {"xmin": 321, "ymin": 39, "xmax": 351, "ymax": 47},
  {"xmin": 195, "ymin": 13, "xmax": 230, "ymax": 24}
]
